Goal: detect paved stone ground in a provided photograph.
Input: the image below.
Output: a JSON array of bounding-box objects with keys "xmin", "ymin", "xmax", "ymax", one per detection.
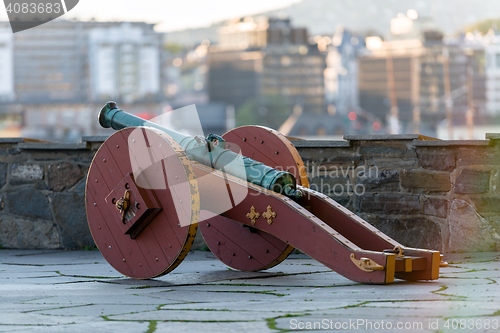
[{"xmin": 0, "ymin": 250, "xmax": 499, "ymax": 332}]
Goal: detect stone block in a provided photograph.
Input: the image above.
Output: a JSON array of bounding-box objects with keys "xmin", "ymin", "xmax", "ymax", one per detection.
[
  {"xmin": 362, "ymin": 215, "xmax": 442, "ymax": 251},
  {"xmin": 51, "ymin": 192, "xmax": 94, "ymax": 249},
  {"xmin": 307, "ymin": 162, "xmax": 361, "ymax": 179},
  {"xmin": 469, "ymin": 195, "xmax": 500, "ymax": 213},
  {"xmin": 47, "ymin": 162, "xmax": 83, "ymax": 191},
  {"xmin": 0, "ymin": 162, "xmax": 7, "ymax": 188},
  {"xmin": 310, "ymin": 175, "xmax": 356, "ymax": 197},
  {"xmin": 9, "ymin": 163, "xmax": 44, "ymax": 185},
  {"xmin": 330, "ymin": 195, "xmax": 351, "ymax": 207},
  {"xmin": 309, "ymin": 175, "xmax": 356, "ymax": 206},
  {"xmin": 7, "ymin": 188, "xmax": 53, "ymax": 221},
  {"xmin": 401, "ymin": 169, "xmax": 451, "ymax": 192},
  {"xmin": 422, "ymin": 197, "xmax": 449, "ymax": 218},
  {"xmin": 455, "ymin": 169, "xmax": 490, "ymax": 194},
  {"xmin": 297, "ymin": 147, "xmax": 360, "ymax": 167},
  {"xmin": 0, "ymin": 216, "xmax": 60, "ymax": 249},
  {"xmin": 365, "ymin": 157, "xmax": 418, "ymax": 169},
  {"xmin": 16, "ymin": 142, "xmax": 88, "ymax": 150},
  {"xmin": 447, "ymin": 199, "xmax": 498, "ymax": 252},
  {"xmin": 345, "ymin": 134, "xmax": 421, "ymax": 140},
  {"xmin": 456, "ymin": 148, "xmax": 499, "ymax": 166},
  {"xmin": 69, "ymin": 178, "xmax": 87, "ymax": 192},
  {"xmin": 357, "ymin": 169, "xmax": 400, "ymax": 192},
  {"xmin": 418, "ymin": 153, "xmax": 455, "ymax": 171},
  {"xmin": 358, "ymin": 141, "xmax": 416, "ymax": 158},
  {"xmin": 358, "ymin": 193, "xmax": 420, "ymax": 214}
]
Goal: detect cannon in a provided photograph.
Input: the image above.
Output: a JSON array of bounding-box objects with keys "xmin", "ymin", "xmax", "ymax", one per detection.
[{"xmin": 85, "ymin": 102, "xmax": 446, "ymax": 284}]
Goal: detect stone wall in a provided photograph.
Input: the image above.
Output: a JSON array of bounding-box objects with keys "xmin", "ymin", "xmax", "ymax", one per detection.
[
  {"xmin": 0, "ymin": 137, "xmax": 102, "ymax": 250},
  {"xmin": 1, "ymin": 134, "xmax": 500, "ymax": 253},
  {"xmin": 294, "ymin": 134, "xmax": 500, "ymax": 253}
]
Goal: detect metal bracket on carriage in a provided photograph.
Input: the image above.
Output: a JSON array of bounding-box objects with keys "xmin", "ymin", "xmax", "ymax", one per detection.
[
  {"xmin": 350, "ymin": 253, "xmax": 385, "ymax": 272},
  {"xmin": 383, "ymin": 246, "xmax": 404, "ymax": 257},
  {"xmin": 104, "ymin": 173, "xmax": 162, "ymax": 239}
]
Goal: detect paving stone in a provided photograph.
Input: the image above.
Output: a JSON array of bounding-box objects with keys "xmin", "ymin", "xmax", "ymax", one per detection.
[
  {"xmin": 155, "ymin": 321, "xmax": 270, "ymax": 333},
  {"xmin": 0, "ymin": 322, "xmax": 149, "ymax": 333},
  {"xmin": 33, "ymin": 303, "xmax": 160, "ymax": 317},
  {"xmin": 0, "ymin": 250, "xmax": 498, "ymax": 333},
  {"xmin": 109, "ymin": 309, "xmax": 274, "ymax": 322},
  {"xmin": 276, "ymin": 314, "xmax": 438, "ymax": 333}
]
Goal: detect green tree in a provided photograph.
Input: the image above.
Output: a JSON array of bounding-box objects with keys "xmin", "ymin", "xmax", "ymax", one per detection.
[
  {"xmin": 236, "ymin": 94, "xmax": 292, "ymax": 130},
  {"xmin": 465, "ymin": 19, "xmax": 500, "ymax": 34}
]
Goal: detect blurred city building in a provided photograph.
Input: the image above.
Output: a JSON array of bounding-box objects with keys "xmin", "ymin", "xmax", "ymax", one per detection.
[
  {"xmin": 2, "ymin": 9, "xmax": 500, "ymax": 141},
  {"xmin": 357, "ymin": 10, "xmax": 490, "ymax": 138},
  {"xmin": 0, "ymin": 20, "xmax": 164, "ymax": 141},
  {"xmin": 88, "ymin": 23, "xmax": 161, "ymax": 104},
  {"xmin": 207, "ymin": 17, "xmax": 328, "ymax": 136},
  {"xmin": 0, "ymin": 26, "xmax": 16, "ymax": 137},
  {"xmin": 162, "ymin": 39, "xmax": 210, "ymax": 107},
  {"xmin": 161, "ymin": 38, "xmax": 232, "ymax": 136},
  {"xmin": 432, "ymin": 30, "xmax": 500, "ymax": 139},
  {"xmin": 0, "ymin": 26, "xmax": 14, "ymax": 103},
  {"xmin": 323, "ymin": 27, "xmax": 370, "ymax": 136},
  {"xmin": 324, "ymin": 27, "xmax": 363, "ymax": 117},
  {"xmin": 483, "ymin": 32, "xmax": 500, "ymax": 115}
]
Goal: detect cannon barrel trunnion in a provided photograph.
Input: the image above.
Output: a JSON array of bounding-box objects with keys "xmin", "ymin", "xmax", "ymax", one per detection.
[{"xmin": 85, "ymin": 102, "xmax": 447, "ymax": 283}]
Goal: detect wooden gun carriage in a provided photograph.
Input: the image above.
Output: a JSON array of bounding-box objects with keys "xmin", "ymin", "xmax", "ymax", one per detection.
[{"xmin": 85, "ymin": 102, "xmax": 446, "ymax": 284}]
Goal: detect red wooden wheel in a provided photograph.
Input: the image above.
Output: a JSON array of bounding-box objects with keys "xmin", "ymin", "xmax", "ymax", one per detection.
[
  {"xmin": 85, "ymin": 127, "xmax": 199, "ymax": 279},
  {"xmin": 199, "ymin": 125, "xmax": 309, "ymax": 271}
]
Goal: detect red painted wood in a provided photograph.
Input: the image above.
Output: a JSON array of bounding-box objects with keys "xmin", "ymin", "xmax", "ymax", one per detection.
[
  {"xmin": 86, "ymin": 128, "xmax": 196, "ymax": 279},
  {"xmin": 300, "ymin": 187, "xmax": 400, "ymax": 251},
  {"xmin": 199, "ymin": 126, "xmax": 306, "ymax": 271},
  {"xmin": 200, "ymin": 212, "xmax": 291, "ymax": 272},
  {"xmin": 197, "ymin": 126, "xmax": 438, "ymax": 281},
  {"xmin": 194, "ymin": 164, "xmax": 393, "ymax": 284},
  {"xmin": 223, "ymin": 126, "xmax": 308, "ymax": 185}
]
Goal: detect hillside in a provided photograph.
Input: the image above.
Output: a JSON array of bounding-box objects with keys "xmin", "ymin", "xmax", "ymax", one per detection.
[{"xmin": 165, "ymin": 0, "xmax": 500, "ymax": 45}]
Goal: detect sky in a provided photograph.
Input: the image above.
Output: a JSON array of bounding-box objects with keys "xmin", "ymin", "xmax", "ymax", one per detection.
[{"xmin": 1, "ymin": 0, "xmax": 301, "ymax": 31}]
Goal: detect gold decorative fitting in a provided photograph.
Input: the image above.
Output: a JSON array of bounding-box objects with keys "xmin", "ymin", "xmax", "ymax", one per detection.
[
  {"xmin": 350, "ymin": 253, "xmax": 384, "ymax": 272},
  {"xmin": 115, "ymin": 190, "xmax": 131, "ymax": 222},
  {"xmin": 439, "ymin": 254, "xmax": 449, "ymax": 267},
  {"xmin": 383, "ymin": 246, "xmax": 404, "ymax": 257},
  {"xmin": 246, "ymin": 206, "xmax": 260, "ymax": 225},
  {"xmin": 262, "ymin": 205, "xmax": 277, "ymax": 225}
]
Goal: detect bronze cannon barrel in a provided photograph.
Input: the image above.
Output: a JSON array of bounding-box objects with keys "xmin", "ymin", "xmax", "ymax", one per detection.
[{"xmin": 99, "ymin": 102, "xmax": 302, "ymax": 199}]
